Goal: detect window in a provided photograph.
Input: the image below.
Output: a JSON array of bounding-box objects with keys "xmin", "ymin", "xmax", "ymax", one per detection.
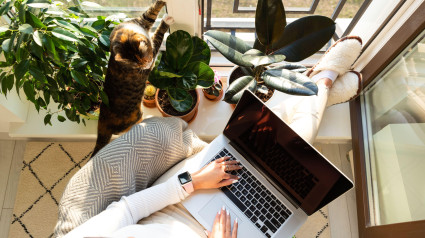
[
  {"xmin": 71, "ymin": 0, "xmax": 167, "ymax": 19},
  {"xmin": 202, "ymin": 0, "xmax": 370, "ymax": 47},
  {"xmin": 361, "ymin": 30, "xmax": 425, "ymax": 226}
]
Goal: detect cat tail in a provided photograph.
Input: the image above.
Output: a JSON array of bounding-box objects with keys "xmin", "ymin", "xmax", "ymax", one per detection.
[{"xmin": 91, "ymin": 130, "xmax": 112, "ymax": 158}]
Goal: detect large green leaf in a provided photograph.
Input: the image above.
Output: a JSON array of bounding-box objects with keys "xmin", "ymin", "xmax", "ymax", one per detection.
[
  {"xmin": 14, "ymin": 60, "xmax": 30, "ymax": 81},
  {"xmin": 168, "ymin": 87, "xmax": 189, "ymax": 101},
  {"xmin": 29, "ymin": 65, "xmax": 47, "ymax": 83},
  {"xmin": 272, "ymin": 63, "xmax": 307, "ymax": 73},
  {"xmin": 27, "ymin": 12, "xmax": 47, "ymax": 29},
  {"xmin": 4, "ymin": 74, "xmax": 14, "ymax": 92},
  {"xmin": 168, "ymin": 90, "xmax": 193, "ymax": 112},
  {"xmin": 98, "ymin": 33, "xmax": 110, "ymax": 48},
  {"xmin": 255, "ymin": 0, "xmax": 286, "ymax": 49},
  {"xmin": 2, "ymin": 32, "xmax": 15, "ymax": 53},
  {"xmin": 23, "ymin": 81, "xmax": 36, "ymax": 102},
  {"xmin": 253, "ymin": 38, "xmax": 266, "ymax": 53},
  {"xmin": 272, "ymin": 16, "xmax": 335, "ymax": 62},
  {"xmin": 42, "ymin": 34, "xmax": 60, "ymax": 63},
  {"xmin": 204, "ymin": 30, "xmax": 253, "ymax": 67},
  {"xmin": 166, "ymin": 30, "xmax": 193, "ymax": 71},
  {"xmin": 55, "ymin": 20, "xmax": 81, "ymax": 34},
  {"xmin": 176, "ymin": 72, "xmax": 197, "ymax": 90},
  {"xmin": 71, "ymin": 58, "xmax": 88, "ymax": 69},
  {"xmin": 241, "ymin": 49, "xmax": 286, "ymax": 67},
  {"xmin": 1, "ymin": 39, "xmax": 11, "ymax": 53},
  {"xmin": 52, "ymin": 28, "xmax": 80, "ymax": 42},
  {"xmin": 224, "ymin": 76, "xmax": 257, "ymax": 104},
  {"xmin": 189, "ymin": 36, "xmax": 210, "ymax": 64},
  {"xmin": 79, "ymin": 26, "xmax": 98, "ymax": 38},
  {"xmin": 70, "ymin": 70, "xmax": 89, "ymax": 87},
  {"xmin": 148, "ymin": 67, "xmax": 175, "ymax": 89},
  {"xmin": 19, "ymin": 4, "xmax": 26, "ymax": 23},
  {"xmin": 100, "ymin": 90, "xmax": 109, "ymax": 106},
  {"xmin": 262, "ymin": 68, "xmax": 318, "ymax": 95},
  {"xmin": 184, "ymin": 62, "xmax": 214, "ymax": 88},
  {"xmin": 18, "ymin": 24, "xmax": 33, "ymax": 34},
  {"xmin": 33, "ymin": 30, "xmax": 43, "ymax": 46}
]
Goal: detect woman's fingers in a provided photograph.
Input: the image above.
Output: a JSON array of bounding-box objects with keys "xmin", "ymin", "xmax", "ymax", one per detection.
[
  {"xmin": 232, "ymin": 219, "xmax": 238, "ymax": 238},
  {"xmin": 222, "ymin": 172, "xmax": 239, "ymax": 180},
  {"xmin": 218, "ymin": 178, "xmax": 239, "ymax": 187},
  {"xmin": 211, "ymin": 209, "xmax": 221, "ymax": 234},
  {"xmin": 226, "ymin": 210, "xmax": 232, "ymax": 237},
  {"xmin": 220, "ymin": 206, "xmax": 226, "ymax": 234},
  {"xmin": 223, "ymin": 164, "xmax": 243, "ymax": 172},
  {"xmin": 222, "ymin": 160, "xmax": 240, "ymax": 165},
  {"xmin": 215, "ymin": 156, "xmax": 231, "ymax": 163}
]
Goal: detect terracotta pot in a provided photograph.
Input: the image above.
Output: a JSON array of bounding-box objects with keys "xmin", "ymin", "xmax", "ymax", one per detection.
[
  {"xmin": 143, "ymin": 95, "xmax": 156, "ymax": 108},
  {"xmin": 202, "ymin": 80, "xmax": 224, "ymax": 101},
  {"xmin": 155, "ymin": 89, "xmax": 200, "ymax": 123}
]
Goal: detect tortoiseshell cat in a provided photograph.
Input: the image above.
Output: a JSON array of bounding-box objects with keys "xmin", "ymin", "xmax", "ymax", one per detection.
[{"xmin": 91, "ymin": 0, "xmax": 174, "ymax": 157}]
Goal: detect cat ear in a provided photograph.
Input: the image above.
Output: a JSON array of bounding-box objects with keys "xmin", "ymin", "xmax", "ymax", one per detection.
[{"xmin": 138, "ymin": 42, "xmax": 153, "ymax": 69}]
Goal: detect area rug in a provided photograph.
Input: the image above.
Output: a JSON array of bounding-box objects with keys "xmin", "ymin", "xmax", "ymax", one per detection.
[{"xmin": 9, "ymin": 142, "xmax": 330, "ymax": 238}]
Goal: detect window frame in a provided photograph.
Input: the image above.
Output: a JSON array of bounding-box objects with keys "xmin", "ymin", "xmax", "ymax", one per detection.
[{"xmin": 349, "ymin": 2, "xmax": 425, "ymax": 237}]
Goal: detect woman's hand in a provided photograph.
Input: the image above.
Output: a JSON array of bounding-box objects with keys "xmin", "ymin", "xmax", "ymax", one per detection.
[
  {"xmin": 207, "ymin": 207, "xmax": 238, "ymax": 238},
  {"xmin": 191, "ymin": 156, "xmax": 242, "ymax": 191}
]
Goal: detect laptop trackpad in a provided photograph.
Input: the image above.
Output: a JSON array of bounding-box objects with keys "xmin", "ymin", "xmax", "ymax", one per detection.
[{"xmin": 199, "ymin": 195, "xmax": 243, "ymax": 230}]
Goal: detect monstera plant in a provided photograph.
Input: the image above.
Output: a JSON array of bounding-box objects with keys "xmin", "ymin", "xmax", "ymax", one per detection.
[
  {"xmin": 0, "ymin": 0, "xmax": 118, "ymax": 125},
  {"xmin": 204, "ymin": 0, "xmax": 336, "ymax": 104}
]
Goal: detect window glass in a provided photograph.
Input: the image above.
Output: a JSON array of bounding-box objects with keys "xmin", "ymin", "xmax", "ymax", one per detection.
[
  {"xmin": 71, "ymin": 0, "xmax": 166, "ymax": 21},
  {"xmin": 204, "ymin": 0, "xmax": 365, "ymax": 51},
  {"xmin": 361, "ymin": 29, "xmax": 425, "ymax": 226}
]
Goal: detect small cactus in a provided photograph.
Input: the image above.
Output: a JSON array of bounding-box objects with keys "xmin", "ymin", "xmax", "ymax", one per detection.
[{"xmin": 144, "ymin": 84, "xmax": 157, "ymax": 97}]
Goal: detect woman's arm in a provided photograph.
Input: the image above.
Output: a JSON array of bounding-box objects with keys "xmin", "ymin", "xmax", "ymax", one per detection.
[
  {"xmin": 64, "ymin": 176, "xmax": 188, "ymax": 237},
  {"xmin": 65, "ymin": 156, "xmax": 242, "ymax": 237}
]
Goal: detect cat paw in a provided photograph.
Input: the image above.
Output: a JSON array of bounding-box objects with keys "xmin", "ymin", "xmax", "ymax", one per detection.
[{"xmin": 163, "ymin": 14, "xmax": 175, "ymax": 25}]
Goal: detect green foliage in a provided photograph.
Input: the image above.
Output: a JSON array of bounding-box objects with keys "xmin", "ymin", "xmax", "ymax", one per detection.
[
  {"xmin": 205, "ymin": 0, "xmax": 336, "ymax": 104},
  {"xmin": 0, "ymin": 0, "xmax": 118, "ymax": 125},
  {"xmin": 149, "ymin": 30, "xmax": 214, "ymax": 113}
]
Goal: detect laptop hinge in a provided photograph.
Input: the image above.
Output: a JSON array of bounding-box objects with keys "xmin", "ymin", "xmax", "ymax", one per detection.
[{"xmin": 229, "ymin": 141, "xmax": 300, "ymax": 209}]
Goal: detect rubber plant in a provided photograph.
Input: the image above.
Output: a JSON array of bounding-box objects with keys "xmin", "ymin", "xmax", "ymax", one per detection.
[
  {"xmin": 149, "ymin": 30, "xmax": 214, "ymax": 112},
  {"xmin": 204, "ymin": 0, "xmax": 336, "ymax": 104},
  {"xmin": 0, "ymin": 0, "xmax": 118, "ymax": 125}
]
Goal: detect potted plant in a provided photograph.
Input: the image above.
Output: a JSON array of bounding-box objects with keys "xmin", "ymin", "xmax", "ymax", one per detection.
[
  {"xmin": 203, "ymin": 0, "xmax": 336, "ymax": 105},
  {"xmin": 0, "ymin": 0, "xmax": 118, "ymax": 125},
  {"xmin": 202, "ymin": 71, "xmax": 223, "ymax": 101},
  {"xmin": 143, "ymin": 84, "xmax": 157, "ymax": 108},
  {"xmin": 149, "ymin": 30, "xmax": 214, "ymax": 122}
]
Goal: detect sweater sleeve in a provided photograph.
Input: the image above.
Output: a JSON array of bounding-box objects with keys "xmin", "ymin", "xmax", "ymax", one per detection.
[{"xmin": 64, "ymin": 176, "xmax": 190, "ymax": 237}]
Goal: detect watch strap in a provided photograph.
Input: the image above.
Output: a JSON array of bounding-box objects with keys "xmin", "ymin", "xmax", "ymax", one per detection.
[{"xmin": 182, "ymin": 181, "xmax": 194, "ymax": 194}]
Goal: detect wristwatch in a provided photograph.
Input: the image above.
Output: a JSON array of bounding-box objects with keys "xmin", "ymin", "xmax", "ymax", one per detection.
[{"xmin": 178, "ymin": 171, "xmax": 194, "ymax": 194}]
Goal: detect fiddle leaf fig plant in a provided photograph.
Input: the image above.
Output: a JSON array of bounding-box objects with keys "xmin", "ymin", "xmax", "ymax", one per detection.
[
  {"xmin": 0, "ymin": 0, "xmax": 119, "ymax": 125},
  {"xmin": 204, "ymin": 0, "xmax": 336, "ymax": 104},
  {"xmin": 149, "ymin": 30, "xmax": 214, "ymax": 112}
]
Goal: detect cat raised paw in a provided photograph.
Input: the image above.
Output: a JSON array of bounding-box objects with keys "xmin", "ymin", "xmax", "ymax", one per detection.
[{"xmin": 163, "ymin": 14, "xmax": 175, "ymax": 25}]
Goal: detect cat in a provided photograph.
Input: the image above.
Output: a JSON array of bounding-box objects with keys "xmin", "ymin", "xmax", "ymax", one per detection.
[{"xmin": 91, "ymin": 0, "xmax": 174, "ymax": 157}]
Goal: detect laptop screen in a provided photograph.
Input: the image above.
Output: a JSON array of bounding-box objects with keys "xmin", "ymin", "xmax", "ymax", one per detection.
[{"xmin": 223, "ymin": 91, "xmax": 353, "ymax": 215}]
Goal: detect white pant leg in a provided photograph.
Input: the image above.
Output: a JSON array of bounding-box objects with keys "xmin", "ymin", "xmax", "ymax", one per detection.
[{"xmin": 271, "ymin": 84, "xmax": 329, "ymax": 144}]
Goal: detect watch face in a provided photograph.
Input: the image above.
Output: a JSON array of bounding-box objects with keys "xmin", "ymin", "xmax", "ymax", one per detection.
[{"xmin": 178, "ymin": 172, "xmax": 192, "ymax": 185}]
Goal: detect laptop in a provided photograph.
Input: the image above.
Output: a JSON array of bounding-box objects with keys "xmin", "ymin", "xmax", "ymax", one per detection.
[{"xmin": 182, "ymin": 90, "xmax": 353, "ymax": 238}]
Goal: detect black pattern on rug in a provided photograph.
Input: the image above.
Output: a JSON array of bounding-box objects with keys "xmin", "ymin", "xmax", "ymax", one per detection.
[{"xmin": 10, "ymin": 143, "xmax": 92, "ymax": 238}]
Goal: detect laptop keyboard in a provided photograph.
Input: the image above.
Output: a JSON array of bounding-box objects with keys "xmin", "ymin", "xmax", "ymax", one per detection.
[{"xmin": 209, "ymin": 148, "xmax": 293, "ymax": 238}]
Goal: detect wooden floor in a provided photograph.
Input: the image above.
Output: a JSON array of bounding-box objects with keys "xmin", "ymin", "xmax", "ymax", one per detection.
[
  {"xmin": 0, "ymin": 140, "xmax": 358, "ymax": 238},
  {"xmin": 0, "ymin": 140, "xmax": 26, "ymax": 238}
]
